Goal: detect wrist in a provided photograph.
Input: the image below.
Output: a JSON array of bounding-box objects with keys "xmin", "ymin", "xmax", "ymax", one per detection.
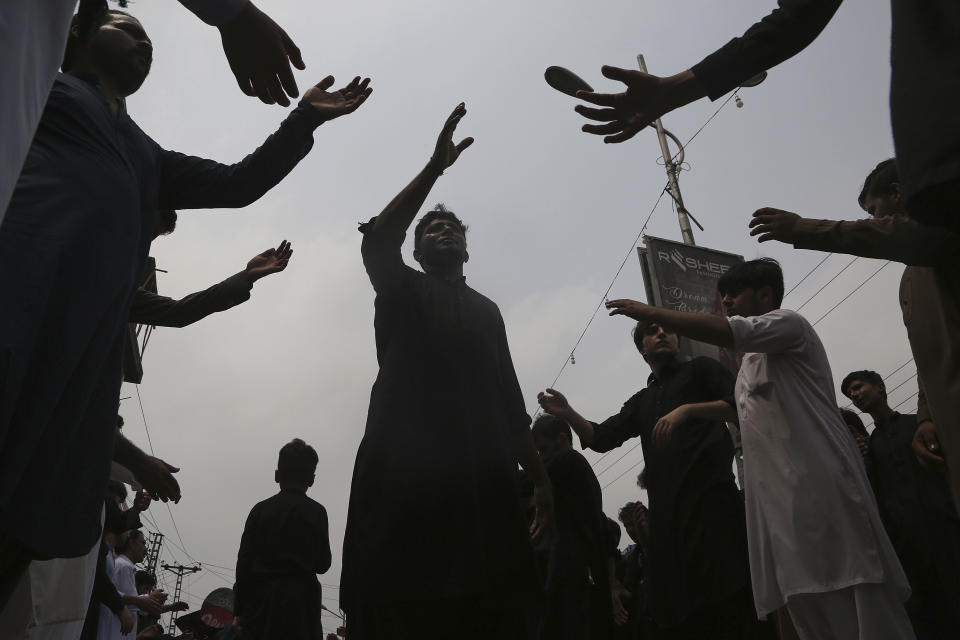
[
  {"xmin": 665, "ymin": 70, "xmax": 706, "ymax": 110},
  {"xmin": 424, "ymin": 159, "xmax": 445, "ymax": 177}
]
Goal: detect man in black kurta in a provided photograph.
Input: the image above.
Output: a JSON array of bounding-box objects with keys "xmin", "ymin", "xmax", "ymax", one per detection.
[
  {"xmin": 842, "ymin": 370, "xmax": 960, "ymax": 638},
  {"xmin": 235, "ymin": 439, "xmax": 331, "ymax": 640},
  {"xmin": 0, "ymin": 7, "xmax": 371, "ymax": 582},
  {"xmin": 539, "ymin": 322, "xmax": 753, "ymax": 638},
  {"xmin": 341, "ymin": 104, "xmax": 552, "ymax": 639},
  {"xmin": 531, "ymin": 415, "xmax": 611, "ymax": 640}
]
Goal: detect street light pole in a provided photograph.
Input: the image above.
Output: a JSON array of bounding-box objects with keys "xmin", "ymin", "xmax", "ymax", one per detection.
[{"xmin": 637, "ymin": 54, "xmax": 696, "ymax": 246}]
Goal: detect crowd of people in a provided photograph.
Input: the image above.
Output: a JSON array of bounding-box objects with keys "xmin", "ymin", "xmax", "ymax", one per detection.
[{"xmin": 0, "ymin": 0, "xmax": 958, "ymax": 639}]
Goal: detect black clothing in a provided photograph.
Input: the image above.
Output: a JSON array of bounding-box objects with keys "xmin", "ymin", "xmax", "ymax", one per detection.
[
  {"xmin": 341, "ymin": 222, "xmax": 538, "ymax": 630},
  {"xmin": 868, "ymin": 412, "xmax": 960, "ymax": 638},
  {"xmin": 79, "ymin": 539, "xmax": 125, "ymax": 640},
  {"xmin": 690, "ymin": 0, "xmax": 960, "ymax": 210},
  {"xmin": 540, "ymin": 449, "xmax": 611, "ymax": 640},
  {"xmin": 616, "ymin": 544, "xmax": 651, "ymax": 640},
  {"xmin": 235, "ymin": 489, "xmax": 331, "ymax": 640},
  {"xmin": 344, "ymin": 596, "xmax": 534, "ymax": 640},
  {"xmin": 587, "ymin": 357, "xmax": 750, "ymax": 630},
  {"xmin": 0, "ymin": 71, "xmax": 321, "ymax": 559},
  {"xmin": 129, "ymin": 272, "xmax": 252, "ymax": 328}
]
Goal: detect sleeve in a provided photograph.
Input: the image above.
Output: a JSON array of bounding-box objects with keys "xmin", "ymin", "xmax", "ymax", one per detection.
[
  {"xmin": 129, "ymin": 273, "xmax": 252, "ymax": 328},
  {"xmin": 588, "ymin": 396, "xmax": 643, "ymax": 453},
  {"xmin": 157, "ymin": 103, "xmax": 322, "ymax": 210},
  {"xmin": 315, "ymin": 505, "xmax": 332, "ymax": 574},
  {"xmin": 728, "ymin": 309, "xmax": 807, "ymax": 354},
  {"xmin": 690, "ymin": 0, "xmax": 842, "ymax": 100},
  {"xmin": 497, "ymin": 314, "xmax": 533, "ymax": 434},
  {"xmin": 177, "ymin": 0, "xmax": 247, "ymax": 27},
  {"xmin": 114, "ymin": 559, "xmax": 136, "ymax": 597},
  {"xmin": 234, "ymin": 506, "xmax": 259, "ymax": 618},
  {"xmin": 359, "ymin": 218, "xmax": 415, "ymax": 295},
  {"xmin": 694, "ymin": 357, "xmax": 737, "ymax": 408},
  {"xmin": 791, "ymin": 215, "xmax": 959, "ymax": 266}
]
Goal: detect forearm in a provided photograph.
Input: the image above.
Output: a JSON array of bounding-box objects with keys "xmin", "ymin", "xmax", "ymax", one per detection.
[
  {"xmin": 113, "ymin": 431, "xmax": 149, "ymax": 474},
  {"xmin": 792, "ymin": 216, "xmax": 958, "ymax": 266},
  {"xmin": 513, "ymin": 429, "xmax": 550, "ymax": 488},
  {"xmin": 680, "ymin": 400, "xmax": 737, "ymax": 423},
  {"xmin": 642, "ymin": 307, "xmax": 734, "ymax": 349},
  {"xmin": 371, "ymin": 162, "xmax": 444, "ymax": 235},
  {"xmin": 558, "ymin": 408, "xmax": 596, "ymax": 447},
  {"xmin": 129, "ymin": 273, "xmax": 252, "ymax": 328}
]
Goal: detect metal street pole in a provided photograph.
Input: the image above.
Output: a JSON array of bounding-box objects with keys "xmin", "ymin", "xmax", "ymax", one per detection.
[{"xmin": 637, "ymin": 54, "xmax": 696, "ymax": 246}]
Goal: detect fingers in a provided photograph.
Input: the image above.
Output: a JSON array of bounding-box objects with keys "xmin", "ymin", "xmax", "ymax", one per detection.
[
  {"xmin": 545, "ymin": 388, "xmax": 564, "ymax": 401},
  {"xmin": 575, "ymin": 90, "xmax": 618, "ymax": 107},
  {"xmin": 600, "ymin": 65, "xmax": 636, "ymax": 83},
  {"xmin": 604, "ymin": 126, "xmax": 642, "ymax": 144},
  {"xmin": 276, "ymin": 57, "xmax": 299, "ymax": 102},
  {"xmin": 583, "ymin": 121, "xmax": 625, "ymax": 135},
  {"xmin": 281, "ymin": 30, "xmax": 305, "ymax": 71},
  {"xmin": 316, "ymin": 75, "xmax": 336, "ymax": 92},
  {"xmin": 575, "ymin": 105, "xmax": 619, "ymax": 122},
  {"xmin": 455, "ymin": 137, "xmax": 475, "ymax": 154}
]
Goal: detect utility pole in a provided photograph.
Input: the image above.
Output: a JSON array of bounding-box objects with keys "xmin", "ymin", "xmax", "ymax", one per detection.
[
  {"xmin": 145, "ymin": 532, "xmax": 163, "ymax": 577},
  {"xmin": 637, "ymin": 54, "xmax": 696, "ymax": 246},
  {"xmin": 162, "ymin": 563, "xmax": 201, "ymax": 634}
]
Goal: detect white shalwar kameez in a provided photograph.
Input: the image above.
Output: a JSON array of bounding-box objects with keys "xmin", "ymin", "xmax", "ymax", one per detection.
[{"xmin": 728, "ymin": 309, "xmax": 914, "ymax": 640}]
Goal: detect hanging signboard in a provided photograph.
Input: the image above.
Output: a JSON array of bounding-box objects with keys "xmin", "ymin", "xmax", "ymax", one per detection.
[{"xmin": 637, "ymin": 235, "xmax": 744, "ymax": 372}]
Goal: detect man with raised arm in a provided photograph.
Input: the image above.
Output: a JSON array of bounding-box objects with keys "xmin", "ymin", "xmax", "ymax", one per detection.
[
  {"xmin": 602, "ymin": 259, "xmax": 913, "ymax": 639},
  {"xmin": 538, "ymin": 322, "xmax": 754, "ymax": 639},
  {"xmin": 0, "ymin": 6, "xmax": 370, "ymax": 608},
  {"xmin": 341, "ymin": 104, "xmax": 552, "ymax": 639}
]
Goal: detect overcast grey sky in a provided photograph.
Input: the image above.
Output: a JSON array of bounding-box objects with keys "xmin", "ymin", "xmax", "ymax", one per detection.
[{"xmin": 115, "ymin": 0, "xmax": 909, "ymax": 619}]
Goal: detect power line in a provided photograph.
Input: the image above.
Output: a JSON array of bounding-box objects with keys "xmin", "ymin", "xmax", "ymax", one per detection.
[
  {"xmin": 811, "ymin": 262, "xmax": 890, "ymax": 326},
  {"xmin": 794, "ymin": 256, "xmax": 859, "ymax": 313},
  {"xmin": 783, "ymin": 253, "xmax": 833, "ymax": 300},
  {"xmin": 594, "ymin": 439, "xmax": 644, "ymax": 479}
]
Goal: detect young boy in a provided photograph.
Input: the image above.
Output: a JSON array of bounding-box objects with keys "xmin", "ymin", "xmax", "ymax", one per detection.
[
  {"xmin": 235, "ymin": 439, "xmax": 331, "ymax": 640},
  {"xmin": 604, "ymin": 258, "xmax": 912, "ymax": 640}
]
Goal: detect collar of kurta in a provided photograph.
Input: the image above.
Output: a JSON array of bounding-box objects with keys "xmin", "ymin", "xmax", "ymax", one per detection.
[
  {"xmin": 645, "ymin": 357, "xmax": 682, "ymax": 387},
  {"xmin": 65, "ymin": 71, "xmax": 127, "ymax": 116}
]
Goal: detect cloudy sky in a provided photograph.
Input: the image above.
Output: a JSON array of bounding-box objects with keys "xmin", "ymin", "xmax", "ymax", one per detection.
[{"xmin": 114, "ymin": 0, "xmax": 909, "ymax": 622}]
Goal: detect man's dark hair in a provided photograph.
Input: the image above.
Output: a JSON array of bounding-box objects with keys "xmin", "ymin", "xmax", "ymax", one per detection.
[
  {"xmin": 858, "ymin": 159, "xmax": 899, "ymax": 212},
  {"xmin": 618, "ymin": 501, "xmax": 639, "ymax": 525},
  {"xmin": 136, "ymin": 570, "xmax": 157, "ymax": 590},
  {"xmin": 63, "ymin": 5, "xmax": 131, "ymax": 72},
  {"xmin": 117, "ymin": 415, "xmax": 124, "ymax": 428},
  {"xmin": 636, "ymin": 467, "xmax": 648, "ymax": 490},
  {"xmin": 631, "ymin": 320, "xmax": 679, "ymax": 353},
  {"xmin": 412, "ymin": 204, "xmax": 468, "ymax": 251},
  {"xmin": 277, "ymin": 438, "xmax": 318, "ymax": 486},
  {"xmin": 106, "ymin": 480, "xmax": 128, "ymax": 502},
  {"xmin": 157, "ymin": 209, "xmax": 177, "ymax": 236},
  {"xmin": 531, "ymin": 414, "xmax": 572, "ymax": 443},
  {"xmin": 717, "ymin": 258, "xmax": 785, "ymax": 308},
  {"xmin": 839, "ymin": 408, "xmax": 869, "ymax": 440},
  {"xmin": 840, "ymin": 370, "xmax": 886, "ymax": 400},
  {"xmin": 117, "ymin": 528, "xmax": 145, "ymax": 554}
]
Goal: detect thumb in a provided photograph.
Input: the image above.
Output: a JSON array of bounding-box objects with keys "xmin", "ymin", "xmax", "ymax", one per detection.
[
  {"xmin": 315, "ymin": 75, "xmax": 335, "ymax": 92},
  {"xmin": 282, "ymin": 32, "xmax": 305, "ymax": 70},
  {"xmin": 456, "ymin": 137, "xmax": 475, "ymax": 153},
  {"xmin": 164, "ymin": 462, "xmax": 180, "ymax": 473}
]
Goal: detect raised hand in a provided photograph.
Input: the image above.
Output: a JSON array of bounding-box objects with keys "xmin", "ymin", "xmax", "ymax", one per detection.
[
  {"xmin": 605, "ymin": 298, "xmax": 654, "ymax": 321},
  {"xmin": 749, "ymin": 208, "xmax": 801, "ymax": 243},
  {"xmin": 576, "ymin": 67, "xmax": 701, "ymax": 143},
  {"xmin": 537, "ymin": 388, "xmax": 571, "ymax": 418},
  {"xmin": 303, "ymin": 76, "xmax": 373, "ymax": 122},
  {"xmin": 132, "ymin": 489, "xmax": 151, "ymax": 512},
  {"xmin": 428, "ymin": 103, "xmax": 474, "ymax": 172},
  {"xmin": 245, "ymin": 240, "xmax": 293, "ymax": 282},
  {"xmin": 133, "ymin": 455, "xmax": 181, "ymax": 503},
  {"xmin": 218, "ymin": 1, "xmax": 305, "ymax": 107}
]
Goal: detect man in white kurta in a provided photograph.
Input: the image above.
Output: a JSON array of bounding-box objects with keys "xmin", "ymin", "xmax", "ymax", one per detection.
[
  {"xmin": 604, "ymin": 258, "xmax": 914, "ymax": 640},
  {"xmin": 729, "ymin": 308, "xmax": 912, "ymax": 638}
]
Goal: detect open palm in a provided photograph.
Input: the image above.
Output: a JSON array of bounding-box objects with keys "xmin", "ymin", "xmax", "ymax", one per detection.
[{"xmin": 304, "ymin": 76, "xmax": 373, "ymax": 121}]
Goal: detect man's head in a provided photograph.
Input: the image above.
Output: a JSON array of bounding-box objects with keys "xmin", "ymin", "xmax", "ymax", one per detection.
[
  {"xmin": 858, "ymin": 159, "xmax": 904, "ymax": 219},
  {"xmin": 120, "ymin": 529, "xmax": 148, "ymax": 562},
  {"xmin": 62, "ymin": 8, "xmax": 152, "ymax": 98},
  {"xmin": 154, "ymin": 209, "xmax": 177, "ymax": 239},
  {"xmin": 413, "ymin": 204, "xmax": 469, "ymax": 270},
  {"xmin": 632, "ymin": 321, "xmax": 679, "ymax": 364},
  {"xmin": 618, "ymin": 501, "xmax": 648, "ymax": 545},
  {"xmin": 135, "ymin": 570, "xmax": 157, "ymax": 595},
  {"xmin": 841, "ymin": 370, "xmax": 888, "ymax": 413},
  {"xmin": 531, "ymin": 414, "xmax": 573, "ymax": 462},
  {"xmin": 718, "ymin": 258, "xmax": 784, "ymax": 317},
  {"xmin": 839, "ymin": 407, "xmax": 869, "ymax": 440},
  {"xmin": 275, "ymin": 438, "xmax": 318, "ymax": 490}
]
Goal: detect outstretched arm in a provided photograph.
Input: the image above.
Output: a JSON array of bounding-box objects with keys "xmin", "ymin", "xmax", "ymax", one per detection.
[
  {"xmin": 575, "ymin": 0, "xmax": 841, "ymax": 143},
  {"xmin": 372, "ymin": 103, "xmax": 474, "ymax": 236},
  {"xmin": 538, "ymin": 388, "xmax": 598, "ymax": 446},
  {"xmin": 652, "ymin": 400, "xmax": 738, "ymax": 447},
  {"xmin": 159, "ymin": 77, "xmax": 371, "ymax": 210},
  {"xmin": 130, "ymin": 241, "xmax": 292, "ymax": 328},
  {"xmin": 605, "ymin": 299, "xmax": 734, "ymax": 348}
]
